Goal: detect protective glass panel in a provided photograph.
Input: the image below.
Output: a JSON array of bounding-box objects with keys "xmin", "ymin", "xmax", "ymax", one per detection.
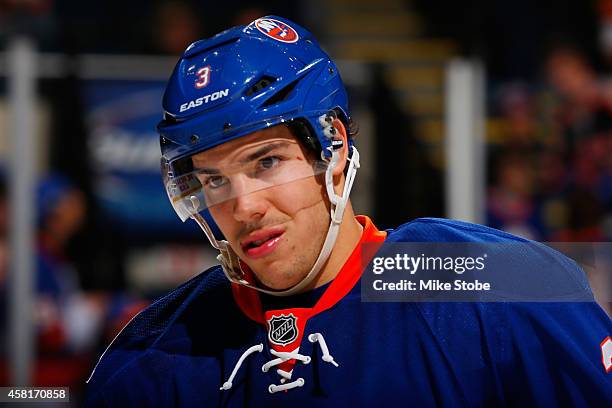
[{"xmin": 162, "ymin": 150, "xmax": 328, "ymax": 221}]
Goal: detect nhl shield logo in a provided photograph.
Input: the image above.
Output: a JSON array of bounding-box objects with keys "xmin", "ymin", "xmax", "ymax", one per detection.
[{"xmin": 267, "ymin": 314, "xmax": 298, "ymax": 346}]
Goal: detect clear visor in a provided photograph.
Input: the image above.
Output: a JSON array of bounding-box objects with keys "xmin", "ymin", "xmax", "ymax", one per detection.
[{"xmin": 162, "ymin": 143, "xmax": 329, "ymax": 222}]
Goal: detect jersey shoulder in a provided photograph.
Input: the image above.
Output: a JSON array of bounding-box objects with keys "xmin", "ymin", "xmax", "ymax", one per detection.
[
  {"xmin": 86, "ymin": 266, "xmax": 234, "ymax": 395},
  {"xmin": 384, "ymin": 217, "xmax": 594, "ymax": 301},
  {"xmin": 386, "ymin": 217, "xmax": 529, "ymax": 243}
]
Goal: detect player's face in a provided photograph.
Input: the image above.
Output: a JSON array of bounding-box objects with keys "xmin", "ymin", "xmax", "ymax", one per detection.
[{"xmin": 191, "ymin": 125, "xmax": 331, "ymax": 290}]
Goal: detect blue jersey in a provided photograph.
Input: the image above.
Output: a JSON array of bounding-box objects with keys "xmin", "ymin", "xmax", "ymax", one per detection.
[{"xmin": 86, "ymin": 216, "xmax": 612, "ymax": 406}]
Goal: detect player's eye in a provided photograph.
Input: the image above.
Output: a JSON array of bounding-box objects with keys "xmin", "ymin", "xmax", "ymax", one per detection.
[
  {"xmin": 256, "ymin": 156, "xmax": 281, "ymax": 172},
  {"xmin": 203, "ymin": 175, "xmax": 229, "ymax": 189}
]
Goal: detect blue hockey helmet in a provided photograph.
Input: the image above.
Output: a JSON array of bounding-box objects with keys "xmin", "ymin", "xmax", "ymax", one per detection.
[
  {"xmin": 158, "ymin": 15, "xmax": 350, "ymax": 166},
  {"xmin": 158, "ymin": 16, "xmax": 360, "ymax": 296}
]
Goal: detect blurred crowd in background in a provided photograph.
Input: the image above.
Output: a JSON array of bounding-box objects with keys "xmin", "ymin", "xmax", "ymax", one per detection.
[
  {"xmin": 0, "ymin": 0, "xmax": 610, "ymax": 402},
  {"xmin": 486, "ymin": 46, "xmax": 612, "ymax": 242},
  {"xmin": 418, "ymin": 0, "xmax": 612, "ymax": 240}
]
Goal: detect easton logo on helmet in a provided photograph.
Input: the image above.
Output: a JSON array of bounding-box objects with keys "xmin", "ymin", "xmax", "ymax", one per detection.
[
  {"xmin": 267, "ymin": 314, "xmax": 298, "ymax": 346},
  {"xmin": 179, "ymin": 88, "xmax": 229, "ymax": 112},
  {"xmin": 254, "ymin": 18, "xmax": 299, "ymax": 43}
]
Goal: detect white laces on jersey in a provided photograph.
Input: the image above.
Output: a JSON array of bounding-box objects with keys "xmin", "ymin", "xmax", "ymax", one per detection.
[{"xmin": 220, "ymin": 333, "xmax": 339, "ymax": 394}]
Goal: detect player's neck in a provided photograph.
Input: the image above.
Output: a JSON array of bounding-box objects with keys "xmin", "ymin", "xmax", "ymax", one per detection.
[{"xmin": 307, "ymin": 202, "xmax": 363, "ymax": 291}]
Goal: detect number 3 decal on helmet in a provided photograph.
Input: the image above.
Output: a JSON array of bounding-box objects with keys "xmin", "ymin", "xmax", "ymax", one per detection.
[{"xmin": 195, "ymin": 66, "xmax": 211, "ymax": 89}]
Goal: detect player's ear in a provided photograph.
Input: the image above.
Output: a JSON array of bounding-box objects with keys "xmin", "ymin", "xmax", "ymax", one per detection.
[{"xmin": 331, "ymin": 118, "xmax": 349, "ymax": 177}]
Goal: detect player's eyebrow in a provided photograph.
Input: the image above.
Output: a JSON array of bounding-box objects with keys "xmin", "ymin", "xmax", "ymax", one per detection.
[
  {"xmin": 193, "ymin": 142, "xmax": 290, "ymax": 174},
  {"xmin": 194, "ymin": 167, "xmax": 220, "ymax": 175},
  {"xmin": 239, "ymin": 142, "xmax": 289, "ymax": 164}
]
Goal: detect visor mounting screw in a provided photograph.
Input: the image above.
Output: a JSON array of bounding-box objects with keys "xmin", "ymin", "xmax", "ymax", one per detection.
[
  {"xmin": 223, "ymin": 123, "xmax": 232, "ymax": 131},
  {"xmin": 328, "ymin": 67, "xmax": 334, "ymax": 75},
  {"xmin": 190, "ymin": 135, "xmax": 199, "ymax": 144},
  {"xmin": 161, "ymin": 136, "xmax": 168, "ymax": 145}
]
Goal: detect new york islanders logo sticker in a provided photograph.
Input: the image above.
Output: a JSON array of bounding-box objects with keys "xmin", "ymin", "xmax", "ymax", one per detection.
[
  {"xmin": 267, "ymin": 314, "xmax": 298, "ymax": 346},
  {"xmin": 255, "ymin": 18, "xmax": 299, "ymax": 43}
]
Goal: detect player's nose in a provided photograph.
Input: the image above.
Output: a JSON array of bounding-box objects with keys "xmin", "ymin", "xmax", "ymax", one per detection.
[{"xmin": 231, "ymin": 177, "xmax": 268, "ymax": 223}]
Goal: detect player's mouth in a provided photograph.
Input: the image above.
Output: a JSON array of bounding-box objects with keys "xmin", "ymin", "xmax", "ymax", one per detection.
[{"xmin": 240, "ymin": 227, "xmax": 285, "ymax": 259}]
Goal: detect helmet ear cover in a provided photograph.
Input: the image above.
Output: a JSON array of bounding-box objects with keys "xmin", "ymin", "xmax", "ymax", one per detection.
[{"xmin": 287, "ymin": 108, "xmax": 354, "ymax": 154}]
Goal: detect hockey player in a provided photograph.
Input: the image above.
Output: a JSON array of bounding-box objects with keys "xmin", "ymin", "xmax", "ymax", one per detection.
[{"xmin": 86, "ymin": 16, "xmax": 612, "ymax": 406}]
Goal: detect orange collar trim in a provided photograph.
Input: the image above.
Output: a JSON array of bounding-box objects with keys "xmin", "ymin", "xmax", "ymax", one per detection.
[{"xmin": 231, "ymin": 215, "xmax": 387, "ymax": 324}]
